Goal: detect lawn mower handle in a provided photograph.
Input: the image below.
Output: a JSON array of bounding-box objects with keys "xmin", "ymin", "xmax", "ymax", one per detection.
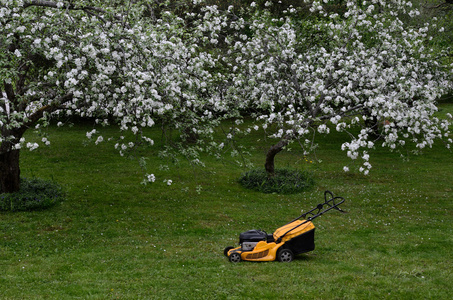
[
  {"xmin": 275, "ymin": 191, "xmax": 346, "ymax": 244},
  {"xmin": 301, "ymin": 190, "xmax": 347, "ymax": 220}
]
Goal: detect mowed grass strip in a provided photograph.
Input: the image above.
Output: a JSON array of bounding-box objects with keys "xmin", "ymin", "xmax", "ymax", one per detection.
[{"xmin": 1, "ymin": 104, "xmax": 452, "ymax": 299}]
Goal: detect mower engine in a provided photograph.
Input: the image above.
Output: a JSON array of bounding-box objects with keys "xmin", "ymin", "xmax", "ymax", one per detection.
[{"xmin": 239, "ymin": 229, "xmax": 274, "ymax": 251}]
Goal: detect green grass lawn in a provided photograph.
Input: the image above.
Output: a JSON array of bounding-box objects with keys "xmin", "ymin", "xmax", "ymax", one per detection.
[{"xmin": 1, "ymin": 105, "xmax": 452, "ymax": 299}]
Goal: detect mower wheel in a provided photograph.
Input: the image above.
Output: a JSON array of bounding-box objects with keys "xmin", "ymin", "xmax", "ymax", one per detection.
[
  {"xmin": 277, "ymin": 248, "xmax": 294, "ymax": 263},
  {"xmin": 229, "ymin": 252, "xmax": 242, "ymax": 263},
  {"xmin": 224, "ymin": 246, "xmax": 234, "ymax": 257}
]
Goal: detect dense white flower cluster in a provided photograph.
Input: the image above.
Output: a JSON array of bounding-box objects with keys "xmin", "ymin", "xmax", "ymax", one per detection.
[{"xmin": 1, "ymin": 1, "xmax": 232, "ymax": 164}]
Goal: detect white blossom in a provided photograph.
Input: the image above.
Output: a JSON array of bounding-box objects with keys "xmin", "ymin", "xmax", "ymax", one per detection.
[
  {"xmin": 26, "ymin": 142, "xmax": 39, "ymax": 151},
  {"xmin": 86, "ymin": 129, "xmax": 96, "ymax": 139},
  {"xmin": 95, "ymin": 136, "xmax": 104, "ymax": 145},
  {"xmin": 147, "ymin": 174, "xmax": 156, "ymax": 182}
]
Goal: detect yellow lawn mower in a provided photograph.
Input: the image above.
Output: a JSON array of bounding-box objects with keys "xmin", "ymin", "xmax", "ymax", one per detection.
[{"xmin": 224, "ymin": 191, "xmax": 346, "ymax": 263}]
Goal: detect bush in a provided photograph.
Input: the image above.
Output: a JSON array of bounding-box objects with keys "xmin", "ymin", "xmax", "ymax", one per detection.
[
  {"xmin": 0, "ymin": 178, "xmax": 64, "ymax": 212},
  {"xmin": 238, "ymin": 168, "xmax": 315, "ymax": 194}
]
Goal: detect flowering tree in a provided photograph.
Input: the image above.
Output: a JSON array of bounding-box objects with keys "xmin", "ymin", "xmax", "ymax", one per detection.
[
  {"xmin": 214, "ymin": 0, "xmax": 452, "ymax": 175},
  {"xmin": 0, "ymin": 0, "xmax": 232, "ymax": 193}
]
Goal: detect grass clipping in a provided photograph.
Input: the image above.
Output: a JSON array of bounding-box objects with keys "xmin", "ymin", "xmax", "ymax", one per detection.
[
  {"xmin": 0, "ymin": 178, "xmax": 64, "ymax": 212},
  {"xmin": 238, "ymin": 168, "xmax": 314, "ymax": 194}
]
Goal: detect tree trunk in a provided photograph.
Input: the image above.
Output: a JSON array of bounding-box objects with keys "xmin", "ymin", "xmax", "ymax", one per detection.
[
  {"xmin": 264, "ymin": 136, "xmax": 290, "ymax": 177},
  {"xmin": 0, "ymin": 149, "xmax": 21, "ymax": 193}
]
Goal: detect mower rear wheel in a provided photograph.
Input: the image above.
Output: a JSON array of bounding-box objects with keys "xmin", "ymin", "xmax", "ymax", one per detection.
[
  {"xmin": 224, "ymin": 246, "xmax": 234, "ymax": 257},
  {"xmin": 229, "ymin": 252, "xmax": 242, "ymax": 263},
  {"xmin": 277, "ymin": 248, "xmax": 294, "ymax": 262}
]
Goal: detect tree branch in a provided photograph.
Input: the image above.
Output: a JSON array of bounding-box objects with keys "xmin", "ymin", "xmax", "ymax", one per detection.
[
  {"xmin": 3, "ymin": 81, "xmax": 15, "ymax": 103},
  {"xmin": 19, "ymin": 92, "xmax": 73, "ymax": 135},
  {"xmin": 23, "ymin": 0, "xmax": 105, "ymax": 14},
  {"xmin": 422, "ymin": 1, "xmax": 453, "ymax": 9},
  {"xmin": 23, "ymin": 0, "xmax": 128, "ymax": 26}
]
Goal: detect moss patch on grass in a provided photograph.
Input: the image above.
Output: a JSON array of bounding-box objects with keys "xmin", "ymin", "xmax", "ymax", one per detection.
[
  {"xmin": 238, "ymin": 168, "xmax": 315, "ymax": 194},
  {"xmin": 0, "ymin": 177, "xmax": 64, "ymax": 212}
]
